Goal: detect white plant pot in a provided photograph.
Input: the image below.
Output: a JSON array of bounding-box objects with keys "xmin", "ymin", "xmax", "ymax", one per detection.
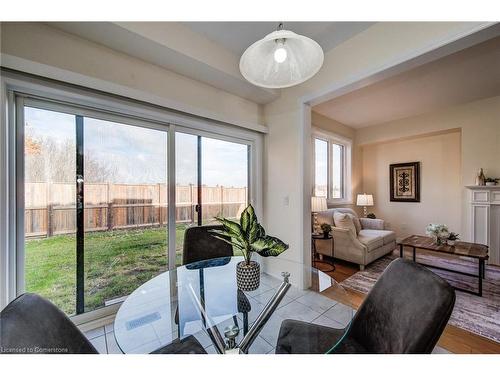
[{"xmin": 485, "ymin": 182, "xmax": 496, "ymax": 186}]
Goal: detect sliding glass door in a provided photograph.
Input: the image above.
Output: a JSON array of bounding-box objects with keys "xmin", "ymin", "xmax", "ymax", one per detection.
[
  {"xmin": 24, "ymin": 106, "xmax": 78, "ymax": 315},
  {"xmin": 20, "ymin": 98, "xmax": 251, "ymax": 317},
  {"xmin": 175, "ymin": 132, "xmax": 249, "ymax": 265},
  {"xmin": 83, "ymin": 117, "xmax": 168, "ymax": 313},
  {"xmin": 22, "ymin": 102, "xmax": 169, "ymax": 315}
]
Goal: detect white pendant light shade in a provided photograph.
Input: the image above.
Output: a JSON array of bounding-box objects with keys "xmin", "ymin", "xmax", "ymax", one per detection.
[{"xmin": 240, "ymin": 29, "xmax": 324, "ymax": 89}]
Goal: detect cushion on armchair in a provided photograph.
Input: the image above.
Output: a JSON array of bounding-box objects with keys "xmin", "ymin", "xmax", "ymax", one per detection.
[
  {"xmin": 359, "ymin": 217, "xmax": 385, "ymax": 230},
  {"xmin": 333, "ymin": 212, "xmax": 357, "ymax": 237},
  {"xmin": 349, "ymin": 214, "xmax": 361, "ymax": 234},
  {"xmin": 359, "ymin": 229, "xmax": 396, "ymax": 245}
]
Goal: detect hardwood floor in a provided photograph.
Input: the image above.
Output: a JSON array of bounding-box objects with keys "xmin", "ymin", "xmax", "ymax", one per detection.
[{"xmin": 316, "ymin": 255, "xmax": 500, "ymax": 354}]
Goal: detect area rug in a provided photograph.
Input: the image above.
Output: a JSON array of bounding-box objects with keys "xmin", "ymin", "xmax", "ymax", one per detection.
[{"xmin": 340, "ymin": 249, "xmax": 500, "ymax": 343}]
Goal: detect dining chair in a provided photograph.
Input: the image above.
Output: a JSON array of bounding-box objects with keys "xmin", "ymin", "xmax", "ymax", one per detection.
[
  {"xmin": 176, "ymin": 225, "xmax": 249, "ymax": 339},
  {"xmin": 0, "ymin": 293, "xmax": 98, "ymax": 354},
  {"xmin": 275, "ymin": 258, "xmax": 456, "ymax": 354},
  {"xmin": 182, "ymin": 224, "xmax": 233, "ymax": 264},
  {"xmin": 0, "ymin": 293, "xmax": 207, "ymax": 355}
]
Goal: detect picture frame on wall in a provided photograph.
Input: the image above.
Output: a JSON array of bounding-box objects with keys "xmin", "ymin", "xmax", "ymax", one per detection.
[{"xmin": 389, "ymin": 162, "xmax": 420, "ymax": 202}]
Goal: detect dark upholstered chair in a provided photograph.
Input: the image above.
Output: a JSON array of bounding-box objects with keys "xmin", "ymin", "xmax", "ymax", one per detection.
[
  {"xmin": 276, "ymin": 258, "xmax": 456, "ymax": 354},
  {"xmin": 1, "ymin": 293, "xmax": 206, "ymax": 355},
  {"xmin": 0, "ymin": 293, "xmax": 97, "ymax": 354},
  {"xmin": 182, "ymin": 225, "xmax": 233, "ymax": 265},
  {"xmin": 151, "ymin": 335, "xmax": 207, "ymax": 354}
]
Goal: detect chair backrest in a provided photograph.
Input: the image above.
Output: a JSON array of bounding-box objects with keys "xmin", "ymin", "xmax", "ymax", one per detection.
[
  {"xmin": 0, "ymin": 293, "xmax": 97, "ymax": 354},
  {"xmin": 182, "ymin": 225, "xmax": 233, "ymax": 265},
  {"xmin": 348, "ymin": 258, "xmax": 455, "ymax": 353}
]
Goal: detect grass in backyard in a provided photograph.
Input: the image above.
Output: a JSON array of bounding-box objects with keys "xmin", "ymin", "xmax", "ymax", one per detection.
[{"xmin": 25, "ymin": 225, "xmax": 189, "ymax": 315}]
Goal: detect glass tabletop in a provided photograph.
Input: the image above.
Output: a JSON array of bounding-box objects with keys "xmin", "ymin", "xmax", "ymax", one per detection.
[{"xmin": 114, "ymin": 256, "xmax": 354, "ymax": 354}]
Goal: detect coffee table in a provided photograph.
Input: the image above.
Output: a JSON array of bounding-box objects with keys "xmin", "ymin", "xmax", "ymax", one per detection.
[{"xmin": 398, "ymin": 235, "xmax": 489, "ymax": 296}]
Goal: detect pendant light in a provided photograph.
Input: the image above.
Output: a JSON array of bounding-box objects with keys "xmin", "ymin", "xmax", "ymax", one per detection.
[{"xmin": 239, "ymin": 23, "xmax": 324, "ymax": 89}]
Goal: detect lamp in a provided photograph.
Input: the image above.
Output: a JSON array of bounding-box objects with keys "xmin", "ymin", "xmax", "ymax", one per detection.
[
  {"xmin": 239, "ymin": 23, "xmax": 324, "ymax": 89},
  {"xmin": 311, "ymin": 196, "xmax": 327, "ymax": 234},
  {"xmin": 356, "ymin": 193, "xmax": 374, "ymax": 218}
]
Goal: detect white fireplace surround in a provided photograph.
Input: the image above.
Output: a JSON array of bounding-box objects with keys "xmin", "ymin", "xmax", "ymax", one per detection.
[{"xmin": 467, "ymin": 186, "xmax": 500, "ymax": 265}]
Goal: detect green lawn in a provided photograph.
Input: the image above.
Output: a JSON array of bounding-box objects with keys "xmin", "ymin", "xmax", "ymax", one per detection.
[{"xmin": 25, "ymin": 225, "xmax": 189, "ymax": 315}]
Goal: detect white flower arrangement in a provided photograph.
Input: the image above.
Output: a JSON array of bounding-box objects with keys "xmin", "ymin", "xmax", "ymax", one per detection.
[{"xmin": 426, "ymin": 223, "xmax": 449, "ymax": 245}]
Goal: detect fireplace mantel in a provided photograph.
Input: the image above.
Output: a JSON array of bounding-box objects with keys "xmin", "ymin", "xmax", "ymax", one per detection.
[{"xmin": 466, "ymin": 186, "xmax": 500, "ymax": 265}]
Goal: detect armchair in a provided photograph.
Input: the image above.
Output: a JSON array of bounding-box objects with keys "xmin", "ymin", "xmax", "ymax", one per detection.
[{"xmin": 316, "ymin": 208, "xmax": 396, "ymax": 270}]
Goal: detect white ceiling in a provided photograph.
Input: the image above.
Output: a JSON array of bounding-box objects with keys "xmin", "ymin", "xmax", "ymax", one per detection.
[
  {"xmin": 313, "ymin": 36, "xmax": 500, "ymax": 128},
  {"xmin": 48, "ymin": 22, "xmax": 374, "ymax": 104},
  {"xmin": 182, "ymin": 22, "xmax": 375, "ymax": 55}
]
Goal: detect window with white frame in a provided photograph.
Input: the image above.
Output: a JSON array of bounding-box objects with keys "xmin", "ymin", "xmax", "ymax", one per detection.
[{"xmin": 313, "ymin": 131, "xmax": 351, "ymax": 203}]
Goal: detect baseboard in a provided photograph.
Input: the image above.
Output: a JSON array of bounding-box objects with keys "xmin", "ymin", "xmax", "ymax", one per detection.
[{"xmin": 76, "ymin": 313, "xmax": 116, "ymax": 333}]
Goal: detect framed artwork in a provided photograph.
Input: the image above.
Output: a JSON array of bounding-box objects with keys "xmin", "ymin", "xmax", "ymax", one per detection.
[{"xmin": 389, "ymin": 162, "xmax": 420, "ymax": 202}]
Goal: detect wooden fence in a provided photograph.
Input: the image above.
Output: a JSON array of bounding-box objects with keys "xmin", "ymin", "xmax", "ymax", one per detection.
[{"xmin": 25, "ymin": 182, "xmax": 247, "ymax": 238}]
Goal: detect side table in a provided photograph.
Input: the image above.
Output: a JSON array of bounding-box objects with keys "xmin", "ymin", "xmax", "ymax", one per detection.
[{"xmin": 311, "ymin": 233, "xmax": 335, "ymax": 272}]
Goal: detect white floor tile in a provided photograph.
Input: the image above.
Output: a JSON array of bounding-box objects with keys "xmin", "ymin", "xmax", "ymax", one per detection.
[
  {"xmin": 192, "ymin": 330, "xmax": 215, "ymax": 348},
  {"xmin": 241, "ymin": 299, "xmax": 265, "ymax": 324},
  {"xmin": 128, "ymin": 339, "xmax": 163, "ymax": 354},
  {"xmin": 295, "ymin": 291, "xmax": 338, "ymax": 314},
  {"xmin": 247, "ymin": 335, "xmax": 274, "ymax": 354},
  {"xmin": 204, "ymin": 345, "xmax": 218, "ymax": 354},
  {"xmin": 285, "ymin": 286, "xmax": 311, "ymax": 300},
  {"xmin": 89, "ymin": 335, "xmax": 107, "ymax": 354},
  {"xmin": 260, "ymin": 274, "xmax": 284, "ymax": 288},
  {"xmin": 251, "ymin": 289, "xmax": 293, "ymax": 309},
  {"xmin": 106, "ymin": 332, "xmax": 123, "ymax": 354},
  {"xmin": 83, "ymin": 326, "xmax": 105, "ymax": 340},
  {"xmin": 311, "ymin": 314, "xmax": 346, "ymax": 329},
  {"xmin": 242, "ymin": 283, "xmax": 275, "ymax": 298},
  {"xmin": 104, "ymin": 322, "xmax": 115, "ymax": 333},
  {"xmin": 322, "ymin": 302, "xmax": 354, "ymax": 326},
  {"xmin": 432, "ymin": 346, "xmax": 451, "ymax": 354},
  {"xmin": 276, "ymin": 300, "xmax": 322, "ymax": 322},
  {"xmin": 258, "ymin": 314, "xmax": 285, "ymax": 347}
]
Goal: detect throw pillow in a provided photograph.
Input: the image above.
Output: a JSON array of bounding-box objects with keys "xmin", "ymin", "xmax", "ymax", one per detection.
[
  {"xmin": 333, "ymin": 212, "xmax": 357, "ymax": 237},
  {"xmin": 348, "ymin": 214, "xmax": 362, "ymax": 234}
]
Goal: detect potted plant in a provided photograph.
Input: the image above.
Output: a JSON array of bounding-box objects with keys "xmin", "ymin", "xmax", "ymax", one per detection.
[
  {"xmin": 447, "ymin": 232, "xmax": 460, "ymax": 246},
  {"xmin": 211, "ymin": 204, "xmax": 289, "ymax": 291},
  {"xmin": 426, "ymin": 223, "xmax": 449, "ymax": 246},
  {"xmin": 367, "ymin": 213, "xmax": 377, "ymax": 219},
  {"xmin": 320, "ymin": 223, "xmax": 332, "ymax": 238},
  {"xmin": 485, "ymin": 177, "xmax": 499, "ymax": 186}
]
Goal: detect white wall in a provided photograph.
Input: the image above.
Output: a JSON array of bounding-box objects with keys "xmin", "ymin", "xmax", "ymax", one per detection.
[
  {"xmin": 356, "ymin": 96, "xmax": 500, "ymax": 241},
  {"xmin": 262, "ymin": 22, "xmax": 488, "ymax": 285},
  {"xmin": 362, "ymin": 130, "xmax": 462, "ymax": 239},
  {"xmin": 0, "ymin": 22, "xmax": 263, "ymax": 128}
]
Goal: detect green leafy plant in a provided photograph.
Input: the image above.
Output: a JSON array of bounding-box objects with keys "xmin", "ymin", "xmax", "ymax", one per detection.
[
  {"xmin": 210, "ymin": 204, "xmax": 289, "ymax": 265},
  {"xmin": 320, "ymin": 223, "xmax": 332, "ymax": 235},
  {"xmin": 367, "ymin": 213, "xmax": 377, "ymax": 219},
  {"xmin": 448, "ymin": 232, "xmax": 460, "ymax": 241},
  {"xmin": 485, "ymin": 177, "xmax": 499, "ymax": 183}
]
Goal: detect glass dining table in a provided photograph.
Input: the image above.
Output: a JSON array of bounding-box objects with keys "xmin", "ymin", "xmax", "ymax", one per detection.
[{"xmin": 114, "ymin": 256, "xmax": 355, "ymax": 354}]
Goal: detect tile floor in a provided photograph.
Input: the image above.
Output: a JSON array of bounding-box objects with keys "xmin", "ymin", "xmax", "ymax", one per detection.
[{"xmin": 81, "ymin": 272, "xmax": 450, "ymax": 354}]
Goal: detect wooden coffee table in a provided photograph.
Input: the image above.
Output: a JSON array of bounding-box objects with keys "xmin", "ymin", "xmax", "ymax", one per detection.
[{"xmin": 398, "ymin": 235, "xmax": 489, "ymax": 296}]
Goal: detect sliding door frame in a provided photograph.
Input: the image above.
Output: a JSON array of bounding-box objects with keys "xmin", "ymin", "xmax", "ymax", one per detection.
[{"xmin": 3, "ymin": 72, "xmax": 263, "ymax": 324}]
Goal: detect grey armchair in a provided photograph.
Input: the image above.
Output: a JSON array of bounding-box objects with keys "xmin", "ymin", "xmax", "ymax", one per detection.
[
  {"xmin": 316, "ymin": 208, "xmax": 396, "ymax": 270},
  {"xmin": 276, "ymin": 258, "xmax": 456, "ymax": 354}
]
